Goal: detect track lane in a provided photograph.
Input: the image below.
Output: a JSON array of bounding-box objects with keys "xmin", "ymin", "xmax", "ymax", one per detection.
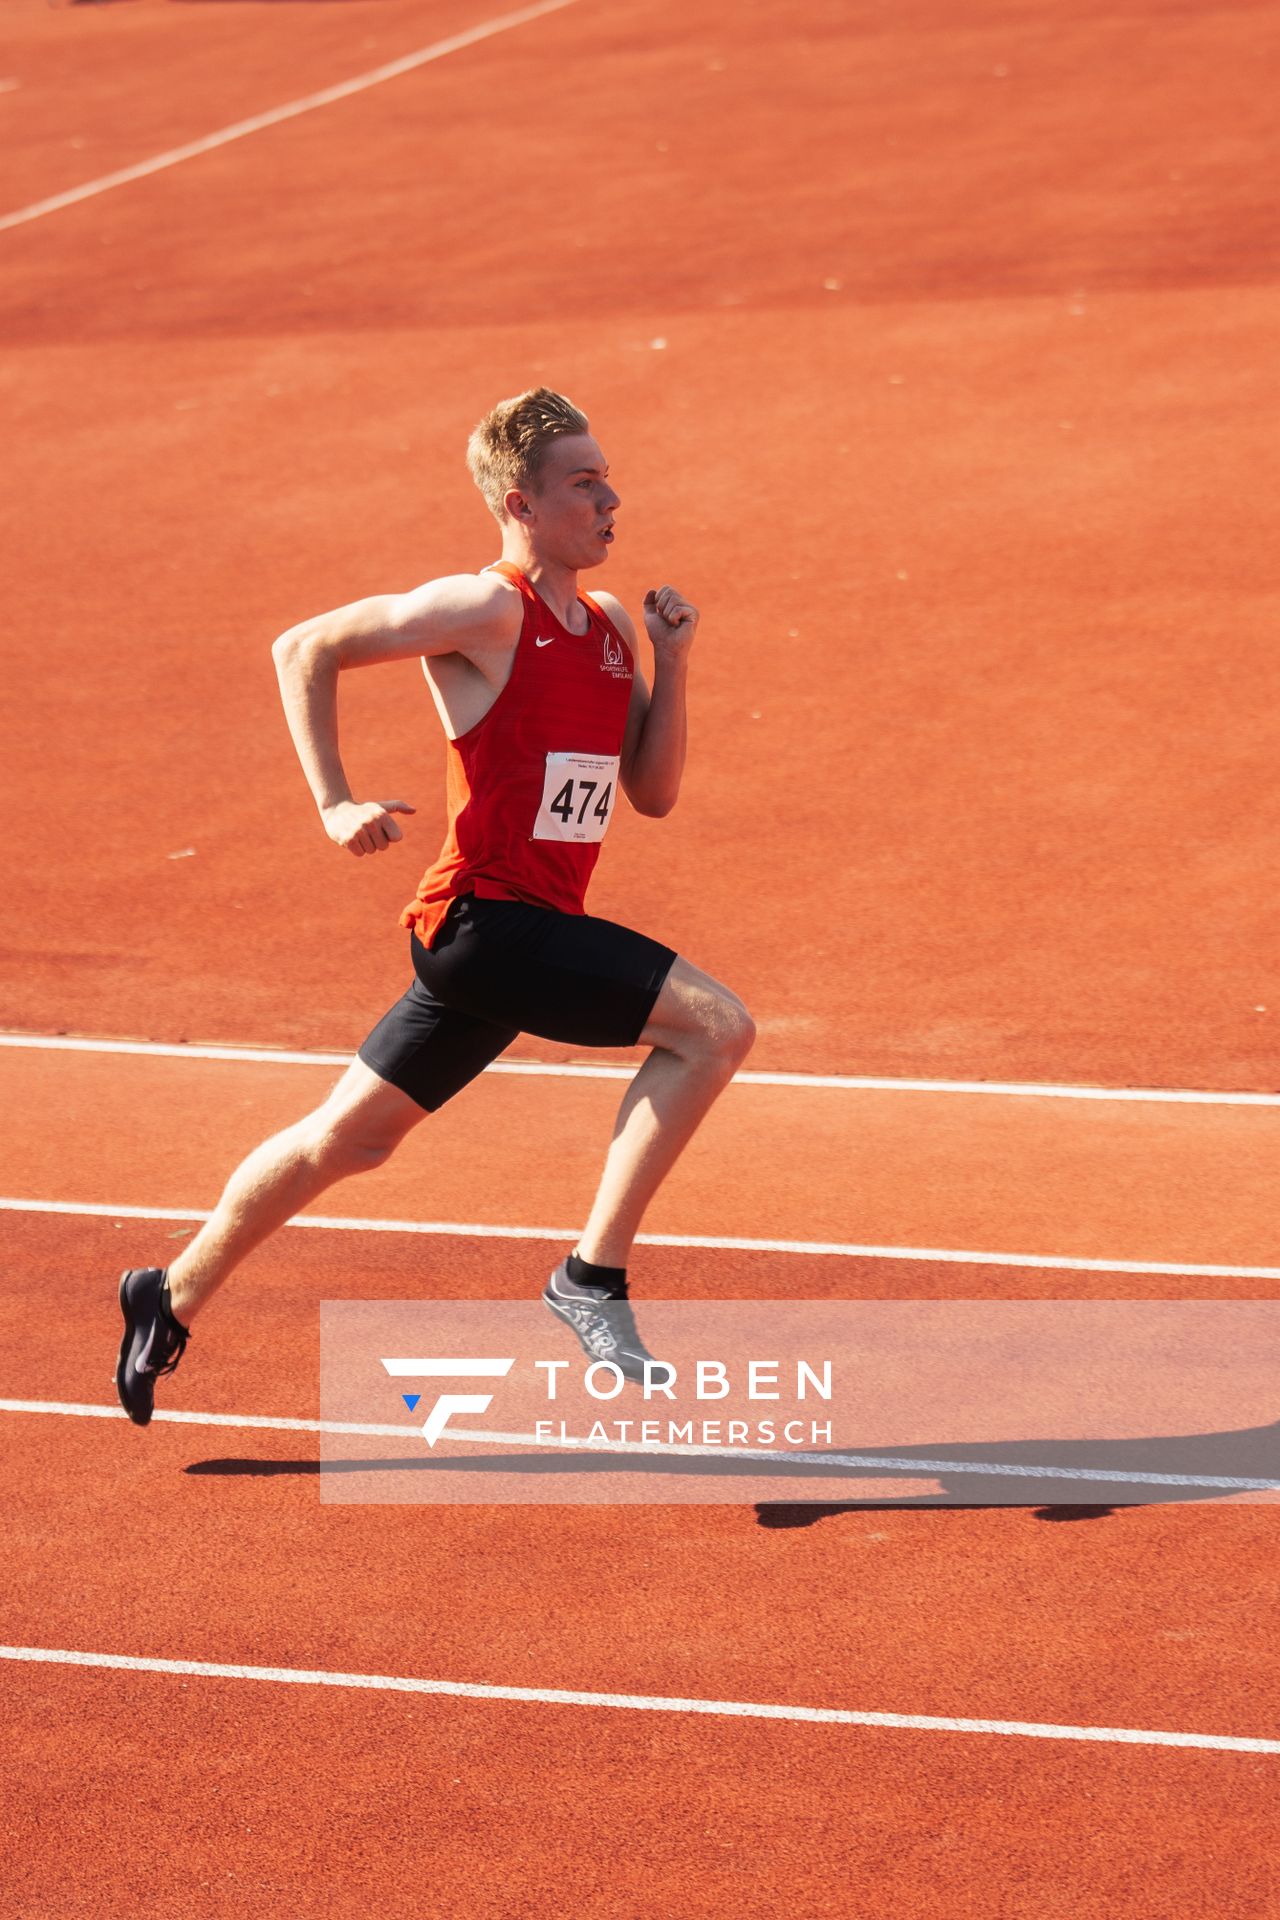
[
  {"xmin": 4, "ymin": 1046, "xmax": 1280, "ymax": 1268},
  {"xmin": 6, "ymin": 1663, "xmax": 1273, "ymax": 1920},
  {"xmin": 2, "ymin": 1354, "xmax": 1276, "ymax": 1742}
]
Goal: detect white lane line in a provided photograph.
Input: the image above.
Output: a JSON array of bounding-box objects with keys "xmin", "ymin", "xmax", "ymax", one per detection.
[
  {"xmin": 0, "ymin": 1033, "xmax": 353, "ymax": 1068},
  {"xmin": 0, "ymin": 1398, "xmax": 368, "ymax": 1433},
  {"xmin": 2, "ymin": 1399, "xmax": 1275, "ymax": 1492},
  {"xmin": 2, "ymin": 1029, "xmax": 1278, "ymax": 1104},
  {"xmin": 1, "ymin": 1644, "xmax": 1274, "ymax": 1753},
  {"xmin": 0, "ymin": 0, "xmax": 581, "ymax": 235},
  {"xmin": 3, "ymin": 1194, "xmax": 1279, "ymax": 1276}
]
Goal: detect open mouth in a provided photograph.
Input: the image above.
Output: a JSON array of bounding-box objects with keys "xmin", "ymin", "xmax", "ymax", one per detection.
[{"xmin": 599, "ymin": 524, "xmax": 614, "ymax": 543}]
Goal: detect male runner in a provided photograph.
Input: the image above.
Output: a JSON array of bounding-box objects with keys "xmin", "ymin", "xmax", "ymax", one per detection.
[{"xmin": 115, "ymin": 387, "xmax": 755, "ymax": 1424}]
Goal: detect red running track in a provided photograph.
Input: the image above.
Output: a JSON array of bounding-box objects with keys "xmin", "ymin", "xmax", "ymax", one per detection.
[{"xmin": 3, "ymin": 0, "xmax": 1279, "ymax": 1910}]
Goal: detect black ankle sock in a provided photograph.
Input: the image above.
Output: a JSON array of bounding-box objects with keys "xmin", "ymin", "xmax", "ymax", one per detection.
[{"xmin": 566, "ymin": 1252, "xmax": 627, "ymax": 1297}]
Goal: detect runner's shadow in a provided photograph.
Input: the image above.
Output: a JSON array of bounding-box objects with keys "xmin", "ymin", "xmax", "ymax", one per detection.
[{"xmin": 185, "ymin": 1418, "xmax": 1280, "ymax": 1525}]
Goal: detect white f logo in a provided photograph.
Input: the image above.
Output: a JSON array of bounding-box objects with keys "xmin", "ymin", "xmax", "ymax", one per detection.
[{"xmin": 381, "ymin": 1357, "xmax": 515, "ymax": 1446}]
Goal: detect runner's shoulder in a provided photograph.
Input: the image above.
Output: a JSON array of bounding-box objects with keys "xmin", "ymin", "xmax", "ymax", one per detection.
[
  {"xmin": 588, "ymin": 589, "xmax": 638, "ymax": 642},
  {"xmin": 392, "ymin": 568, "xmax": 523, "ymax": 658}
]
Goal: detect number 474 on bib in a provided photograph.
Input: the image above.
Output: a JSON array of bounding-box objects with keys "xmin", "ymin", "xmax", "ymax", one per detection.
[{"xmin": 533, "ymin": 751, "xmax": 621, "ymax": 844}]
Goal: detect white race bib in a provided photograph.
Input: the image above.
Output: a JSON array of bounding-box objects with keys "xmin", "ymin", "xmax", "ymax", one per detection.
[{"xmin": 532, "ymin": 752, "xmax": 621, "ymax": 843}]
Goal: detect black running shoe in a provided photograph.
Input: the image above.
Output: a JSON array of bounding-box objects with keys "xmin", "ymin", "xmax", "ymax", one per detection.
[
  {"xmin": 542, "ymin": 1262, "xmax": 668, "ymax": 1386},
  {"xmin": 115, "ymin": 1268, "xmax": 189, "ymax": 1426}
]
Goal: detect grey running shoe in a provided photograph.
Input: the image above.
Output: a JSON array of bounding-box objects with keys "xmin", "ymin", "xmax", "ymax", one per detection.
[
  {"xmin": 542, "ymin": 1262, "xmax": 667, "ymax": 1385},
  {"xmin": 115, "ymin": 1268, "xmax": 189, "ymax": 1426}
]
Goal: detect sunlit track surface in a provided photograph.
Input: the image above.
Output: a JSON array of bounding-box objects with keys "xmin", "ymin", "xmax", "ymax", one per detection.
[
  {"xmin": 4, "ymin": 0, "xmax": 1280, "ymax": 1910},
  {"xmin": 3, "ymin": 7, "xmax": 1280, "ymax": 1089},
  {"xmin": 3, "ymin": 1043, "xmax": 1280, "ymax": 1269}
]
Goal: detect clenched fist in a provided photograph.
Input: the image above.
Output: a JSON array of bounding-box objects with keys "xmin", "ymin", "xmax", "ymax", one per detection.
[
  {"xmin": 322, "ymin": 798, "xmax": 416, "ymax": 857},
  {"xmin": 643, "ymin": 585, "xmax": 698, "ymax": 663}
]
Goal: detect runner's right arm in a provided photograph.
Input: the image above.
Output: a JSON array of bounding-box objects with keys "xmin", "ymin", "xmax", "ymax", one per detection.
[{"xmin": 271, "ymin": 572, "xmax": 516, "ymax": 857}]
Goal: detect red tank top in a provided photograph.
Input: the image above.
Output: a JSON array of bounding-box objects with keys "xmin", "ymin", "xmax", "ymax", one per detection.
[{"xmin": 400, "ymin": 562, "xmax": 635, "ymax": 948}]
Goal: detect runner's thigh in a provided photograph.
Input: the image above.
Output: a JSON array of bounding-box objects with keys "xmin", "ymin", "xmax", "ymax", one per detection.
[
  {"xmin": 413, "ymin": 898, "xmax": 676, "ymax": 1049},
  {"xmin": 357, "ymin": 974, "xmax": 518, "ymax": 1113}
]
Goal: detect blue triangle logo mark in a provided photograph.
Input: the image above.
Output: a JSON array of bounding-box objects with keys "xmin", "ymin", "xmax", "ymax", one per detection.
[{"xmin": 402, "ymin": 1394, "xmax": 421, "ymax": 1412}]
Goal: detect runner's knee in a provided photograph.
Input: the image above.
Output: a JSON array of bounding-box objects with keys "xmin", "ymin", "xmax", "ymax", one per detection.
[
  {"xmin": 646, "ymin": 961, "xmax": 755, "ymax": 1070},
  {"xmin": 299, "ymin": 1095, "xmax": 420, "ymax": 1177},
  {"xmin": 685, "ymin": 984, "xmax": 755, "ymax": 1072},
  {"xmin": 331, "ymin": 1129, "xmax": 401, "ymax": 1176},
  {"xmin": 714, "ymin": 991, "xmax": 756, "ymax": 1068}
]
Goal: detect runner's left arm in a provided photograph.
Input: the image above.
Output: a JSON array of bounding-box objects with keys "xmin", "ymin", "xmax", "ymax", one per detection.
[{"xmin": 601, "ymin": 588, "xmax": 696, "ymax": 817}]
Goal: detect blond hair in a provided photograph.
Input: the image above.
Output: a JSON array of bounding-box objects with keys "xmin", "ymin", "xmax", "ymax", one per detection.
[{"xmin": 467, "ymin": 387, "xmax": 590, "ymax": 522}]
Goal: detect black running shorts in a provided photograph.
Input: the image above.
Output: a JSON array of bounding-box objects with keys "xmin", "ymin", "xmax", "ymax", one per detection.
[{"xmin": 357, "ymin": 894, "xmax": 678, "ymax": 1112}]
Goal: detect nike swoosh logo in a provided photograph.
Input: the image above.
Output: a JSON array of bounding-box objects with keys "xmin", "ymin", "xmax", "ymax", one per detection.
[
  {"xmin": 535, "ymin": 637, "xmax": 555, "ymax": 648},
  {"xmin": 134, "ymin": 1324, "xmax": 158, "ymax": 1375}
]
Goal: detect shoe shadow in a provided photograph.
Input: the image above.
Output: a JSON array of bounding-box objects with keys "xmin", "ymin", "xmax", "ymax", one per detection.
[
  {"xmin": 187, "ymin": 1457, "xmax": 326, "ymax": 1476},
  {"xmin": 755, "ymin": 1500, "xmax": 1121, "ymax": 1528},
  {"xmin": 752, "ymin": 1418, "xmax": 1280, "ymax": 1525}
]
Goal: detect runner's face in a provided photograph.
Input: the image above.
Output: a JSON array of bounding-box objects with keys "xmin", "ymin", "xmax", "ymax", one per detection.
[{"xmin": 521, "ymin": 435, "xmax": 620, "ymax": 569}]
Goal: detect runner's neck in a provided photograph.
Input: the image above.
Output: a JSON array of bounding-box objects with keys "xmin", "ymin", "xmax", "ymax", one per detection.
[{"xmin": 497, "ymin": 548, "xmax": 587, "ymax": 635}]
